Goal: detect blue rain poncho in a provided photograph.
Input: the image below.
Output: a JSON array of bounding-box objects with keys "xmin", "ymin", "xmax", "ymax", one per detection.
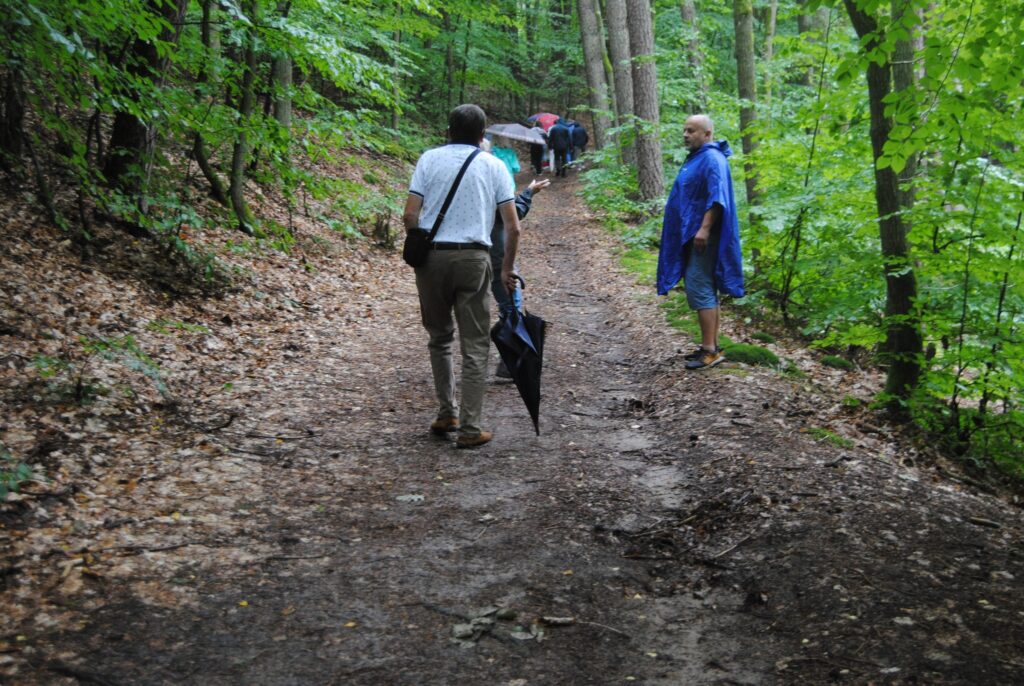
[{"xmin": 656, "ymin": 140, "xmax": 745, "ymax": 298}]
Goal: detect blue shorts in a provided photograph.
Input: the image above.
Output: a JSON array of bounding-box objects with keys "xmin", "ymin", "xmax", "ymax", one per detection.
[{"xmin": 684, "ymin": 238, "xmax": 720, "ymax": 310}]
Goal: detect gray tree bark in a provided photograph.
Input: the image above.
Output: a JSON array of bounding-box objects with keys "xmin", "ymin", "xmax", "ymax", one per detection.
[
  {"xmin": 192, "ymin": 0, "xmax": 228, "ymax": 206},
  {"xmin": 605, "ymin": 0, "xmax": 635, "ymax": 163},
  {"xmin": 733, "ymin": 0, "xmax": 760, "ymax": 206},
  {"xmin": 626, "ymin": 0, "xmax": 663, "ymax": 201},
  {"xmin": 271, "ymin": 1, "xmax": 293, "ymax": 130},
  {"xmin": 760, "ymin": 0, "xmax": 778, "ymax": 107},
  {"xmin": 577, "ymin": 0, "xmax": 611, "ymax": 149},
  {"xmin": 229, "ymin": 0, "xmax": 258, "ymax": 234},
  {"xmin": 678, "ymin": 0, "xmax": 706, "ymax": 110}
]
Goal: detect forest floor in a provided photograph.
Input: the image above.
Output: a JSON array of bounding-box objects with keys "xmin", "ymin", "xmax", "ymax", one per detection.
[{"xmin": 2, "ymin": 161, "xmax": 1024, "ymax": 685}]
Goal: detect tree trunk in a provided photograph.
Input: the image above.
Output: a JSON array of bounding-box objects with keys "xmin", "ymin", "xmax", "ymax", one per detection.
[
  {"xmin": 229, "ymin": 0, "xmax": 258, "ymax": 235},
  {"xmin": 678, "ymin": 0, "xmax": 706, "ymax": 110},
  {"xmin": 605, "ymin": 0, "xmax": 635, "ymax": 163},
  {"xmin": 844, "ymin": 0, "xmax": 922, "ymax": 404},
  {"xmin": 192, "ymin": 0, "xmax": 228, "ymax": 206},
  {"xmin": 760, "ymin": 0, "xmax": 778, "ymax": 107},
  {"xmin": 443, "ymin": 12, "xmax": 455, "ymax": 112},
  {"xmin": 796, "ymin": 0, "xmax": 829, "ymax": 86},
  {"xmin": 0, "ymin": 68, "xmax": 25, "ymax": 168},
  {"xmin": 891, "ymin": 0, "xmax": 917, "ymax": 213},
  {"xmin": 271, "ymin": 2, "xmax": 293, "ymax": 130},
  {"xmin": 577, "ymin": 0, "xmax": 611, "ymax": 149},
  {"xmin": 391, "ymin": 2, "xmax": 401, "ymax": 132},
  {"xmin": 626, "ymin": 0, "xmax": 663, "ymax": 201},
  {"xmin": 458, "ymin": 20, "xmax": 472, "ymax": 105},
  {"xmin": 733, "ymin": 0, "xmax": 759, "ymax": 206},
  {"xmin": 103, "ymin": 0, "xmax": 188, "ymax": 202}
]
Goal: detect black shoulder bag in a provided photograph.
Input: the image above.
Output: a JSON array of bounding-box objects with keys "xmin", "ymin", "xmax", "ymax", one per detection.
[{"xmin": 402, "ymin": 148, "xmax": 482, "ymax": 268}]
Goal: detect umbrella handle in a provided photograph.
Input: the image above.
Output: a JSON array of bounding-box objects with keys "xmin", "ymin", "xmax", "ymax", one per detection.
[{"xmin": 504, "ymin": 273, "xmax": 525, "ymax": 297}]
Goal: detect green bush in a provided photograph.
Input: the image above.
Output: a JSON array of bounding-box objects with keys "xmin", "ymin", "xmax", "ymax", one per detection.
[
  {"xmin": 723, "ymin": 343, "xmax": 779, "ymax": 367},
  {"xmin": 1, "ymin": 446, "xmax": 33, "ymax": 499},
  {"xmin": 822, "ymin": 355, "xmax": 854, "ymax": 370}
]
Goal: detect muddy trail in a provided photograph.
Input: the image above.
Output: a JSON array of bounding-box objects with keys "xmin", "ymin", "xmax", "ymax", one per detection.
[{"xmin": 3, "ymin": 172, "xmax": 1024, "ymax": 685}]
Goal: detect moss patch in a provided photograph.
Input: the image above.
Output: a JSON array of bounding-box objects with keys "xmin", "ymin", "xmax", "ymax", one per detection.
[
  {"xmin": 821, "ymin": 355, "xmax": 854, "ymax": 371},
  {"xmin": 723, "ymin": 343, "xmax": 779, "ymax": 367},
  {"xmin": 619, "ymin": 248, "xmax": 657, "ymax": 283}
]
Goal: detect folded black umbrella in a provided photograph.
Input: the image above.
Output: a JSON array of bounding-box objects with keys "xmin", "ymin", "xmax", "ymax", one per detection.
[{"xmin": 490, "ymin": 306, "xmax": 547, "ymax": 435}]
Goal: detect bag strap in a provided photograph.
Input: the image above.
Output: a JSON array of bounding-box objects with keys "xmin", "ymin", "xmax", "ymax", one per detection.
[{"xmin": 427, "ymin": 148, "xmax": 482, "ymax": 241}]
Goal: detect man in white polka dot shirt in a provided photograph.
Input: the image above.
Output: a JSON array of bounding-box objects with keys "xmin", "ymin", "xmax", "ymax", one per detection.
[{"xmin": 403, "ymin": 104, "xmax": 523, "ymax": 448}]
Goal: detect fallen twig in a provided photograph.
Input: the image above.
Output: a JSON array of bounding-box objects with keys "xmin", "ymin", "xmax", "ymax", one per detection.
[
  {"xmin": 264, "ymin": 553, "xmax": 332, "ymax": 562},
  {"xmin": 578, "ymin": 620, "xmax": 630, "ymax": 638},
  {"xmin": 712, "ymin": 535, "xmax": 751, "ymax": 559}
]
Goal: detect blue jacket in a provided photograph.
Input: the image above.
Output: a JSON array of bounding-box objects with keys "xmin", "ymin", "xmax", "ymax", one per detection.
[{"xmin": 656, "ymin": 140, "xmax": 745, "ymax": 298}]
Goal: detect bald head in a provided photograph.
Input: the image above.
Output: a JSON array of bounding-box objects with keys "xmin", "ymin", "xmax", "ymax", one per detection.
[{"xmin": 683, "ymin": 115, "xmax": 714, "ymax": 152}]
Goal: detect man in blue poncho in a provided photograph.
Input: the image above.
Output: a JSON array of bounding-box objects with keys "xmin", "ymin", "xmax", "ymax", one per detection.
[{"xmin": 657, "ymin": 115, "xmax": 745, "ymax": 370}]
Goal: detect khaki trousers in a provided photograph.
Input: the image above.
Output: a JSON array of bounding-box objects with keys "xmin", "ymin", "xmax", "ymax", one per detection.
[{"xmin": 415, "ymin": 249, "xmax": 492, "ymax": 437}]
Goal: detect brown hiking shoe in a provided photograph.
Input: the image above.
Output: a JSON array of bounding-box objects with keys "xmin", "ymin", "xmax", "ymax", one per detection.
[
  {"xmin": 685, "ymin": 348, "xmax": 725, "ymax": 370},
  {"xmin": 456, "ymin": 431, "xmax": 493, "ymax": 449},
  {"xmin": 430, "ymin": 416, "xmax": 459, "ymax": 436}
]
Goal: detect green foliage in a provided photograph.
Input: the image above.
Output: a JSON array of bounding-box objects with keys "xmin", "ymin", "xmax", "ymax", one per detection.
[
  {"xmin": 751, "ymin": 331, "xmax": 776, "ymax": 344},
  {"xmin": 841, "ymin": 395, "xmax": 863, "ymax": 408},
  {"xmin": 659, "ymin": 293, "xmax": 701, "ymax": 339},
  {"xmin": 806, "ymin": 427, "xmax": 855, "ymax": 449},
  {"xmin": 723, "ymin": 343, "xmax": 779, "ymax": 368},
  {"xmin": 147, "ymin": 318, "xmax": 210, "ymax": 335},
  {"xmin": 31, "ymin": 336, "xmax": 167, "ymax": 403},
  {"xmin": 1, "ymin": 445, "xmax": 34, "ymax": 501},
  {"xmin": 821, "ymin": 355, "xmax": 854, "ymax": 371}
]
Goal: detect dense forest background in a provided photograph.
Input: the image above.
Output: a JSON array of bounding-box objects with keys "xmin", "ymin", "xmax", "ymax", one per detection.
[{"xmin": 1, "ymin": 0, "xmax": 1022, "ymax": 488}]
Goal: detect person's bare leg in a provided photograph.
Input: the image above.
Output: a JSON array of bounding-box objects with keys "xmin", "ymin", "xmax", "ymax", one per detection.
[
  {"xmin": 714, "ymin": 305, "xmax": 721, "ymax": 349},
  {"xmin": 697, "ymin": 307, "xmax": 717, "ymax": 351}
]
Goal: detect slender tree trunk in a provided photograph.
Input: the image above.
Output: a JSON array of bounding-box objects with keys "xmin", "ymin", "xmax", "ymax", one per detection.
[
  {"xmin": 577, "ymin": 0, "xmax": 611, "ymax": 149},
  {"xmin": 229, "ymin": 0, "xmax": 258, "ymax": 234},
  {"xmin": 891, "ymin": 0, "xmax": 917, "ymax": 214},
  {"xmin": 844, "ymin": 0, "xmax": 922, "ymax": 404},
  {"xmin": 678, "ymin": 0, "xmax": 706, "ymax": 111},
  {"xmin": 626, "ymin": 0, "xmax": 663, "ymax": 201},
  {"xmin": 760, "ymin": 0, "xmax": 778, "ymax": 108},
  {"xmin": 391, "ymin": 1, "xmax": 401, "ymax": 132},
  {"xmin": 192, "ymin": 0, "xmax": 228, "ymax": 206},
  {"xmin": 458, "ymin": 20, "xmax": 472, "ymax": 105},
  {"xmin": 103, "ymin": 0, "xmax": 188, "ymax": 203},
  {"xmin": 605, "ymin": 0, "xmax": 635, "ymax": 163},
  {"xmin": 443, "ymin": 12, "xmax": 455, "ymax": 112},
  {"xmin": 796, "ymin": 0, "xmax": 828, "ymax": 86},
  {"xmin": 271, "ymin": 2, "xmax": 293, "ymax": 129},
  {"xmin": 0, "ymin": 68, "xmax": 25, "ymax": 168},
  {"xmin": 733, "ymin": 0, "xmax": 760, "ymax": 206}
]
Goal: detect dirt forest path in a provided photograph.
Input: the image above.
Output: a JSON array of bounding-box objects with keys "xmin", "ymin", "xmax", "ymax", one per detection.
[{"xmin": 6, "ymin": 171, "xmax": 1024, "ymax": 685}]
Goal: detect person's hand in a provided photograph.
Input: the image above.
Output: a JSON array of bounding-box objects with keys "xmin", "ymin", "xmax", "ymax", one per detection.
[
  {"xmin": 694, "ymin": 226, "xmax": 710, "ymax": 253},
  {"xmin": 527, "ymin": 178, "xmax": 551, "ymax": 194},
  {"xmin": 502, "ymin": 268, "xmax": 518, "ymax": 295}
]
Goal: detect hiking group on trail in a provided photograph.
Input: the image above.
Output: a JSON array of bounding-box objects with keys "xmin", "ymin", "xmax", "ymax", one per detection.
[{"xmin": 404, "ymin": 104, "xmax": 743, "ymax": 448}]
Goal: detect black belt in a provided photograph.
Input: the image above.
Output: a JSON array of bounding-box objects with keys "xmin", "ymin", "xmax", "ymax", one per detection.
[{"xmin": 430, "ymin": 242, "xmax": 488, "ymax": 251}]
